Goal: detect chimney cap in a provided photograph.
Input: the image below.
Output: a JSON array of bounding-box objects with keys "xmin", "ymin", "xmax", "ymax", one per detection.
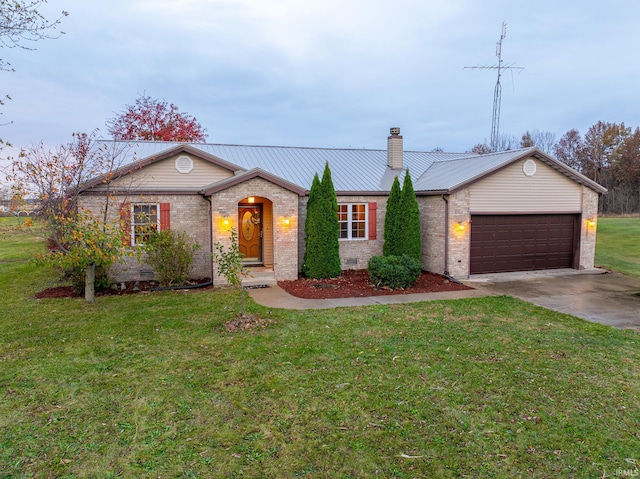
[{"xmin": 390, "ymin": 127, "xmax": 401, "ymax": 136}]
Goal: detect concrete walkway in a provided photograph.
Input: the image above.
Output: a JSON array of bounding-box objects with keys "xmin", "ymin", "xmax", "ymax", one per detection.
[
  {"xmin": 247, "ymin": 284, "xmax": 490, "ymax": 310},
  {"xmin": 248, "ymin": 268, "xmax": 640, "ymax": 330}
]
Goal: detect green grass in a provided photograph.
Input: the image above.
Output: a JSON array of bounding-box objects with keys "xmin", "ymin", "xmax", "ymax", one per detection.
[
  {"xmin": 596, "ymin": 216, "xmax": 640, "ymax": 276},
  {"xmin": 1, "ymin": 225, "xmax": 639, "ymax": 478}
]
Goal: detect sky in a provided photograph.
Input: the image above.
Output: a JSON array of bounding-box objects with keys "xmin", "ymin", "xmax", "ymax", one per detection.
[{"xmin": 2, "ymin": 0, "xmax": 640, "ymax": 175}]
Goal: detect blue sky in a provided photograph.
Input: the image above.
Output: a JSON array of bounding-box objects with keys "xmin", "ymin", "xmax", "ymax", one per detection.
[{"xmin": 2, "ymin": 0, "xmax": 640, "ymax": 174}]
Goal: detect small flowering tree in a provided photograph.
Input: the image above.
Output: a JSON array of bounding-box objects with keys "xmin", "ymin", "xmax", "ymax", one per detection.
[
  {"xmin": 33, "ymin": 210, "xmax": 128, "ymax": 303},
  {"xmin": 212, "ymin": 228, "xmax": 249, "ymax": 316}
]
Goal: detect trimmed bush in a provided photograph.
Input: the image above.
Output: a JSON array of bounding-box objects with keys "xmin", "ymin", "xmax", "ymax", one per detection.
[
  {"xmin": 302, "ymin": 163, "xmax": 341, "ymax": 278},
  {"xmin": 367, "ymin": 254, "xmax": 421, "ymax": 290},
  {"xmin": 400, "ymin": 170, "xmax": 422, "ymax": 261},
  {"xmin": 383, "ymin": 176, "xmax": 403, "ymax": 257},
  {"xmin": 143, "ymin": 229, "xmax": 200, "ymax": 286}
]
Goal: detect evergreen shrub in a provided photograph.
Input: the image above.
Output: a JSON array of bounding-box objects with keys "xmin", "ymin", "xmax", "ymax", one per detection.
[{"xmin": 367, "ymin": 254, "xmax": 421, "ymax": 290}]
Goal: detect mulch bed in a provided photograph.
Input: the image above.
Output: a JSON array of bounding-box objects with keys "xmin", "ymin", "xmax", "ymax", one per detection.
[
  {"xmin": 34, "ymin": 270, "xmax": 472, "ymax": 300},
  {"xmin": 34, "ymin": 279, "xmax": 214, "ymax": 299},
  {"xmin": 278, "ymin": 269, "xmax": 472, "ymax": 299}
]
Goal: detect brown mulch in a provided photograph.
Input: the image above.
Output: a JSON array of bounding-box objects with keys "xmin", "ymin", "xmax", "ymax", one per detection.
[
  {"xmin": 34, "ymin": 279, "xmax": 214, "ymax": 299},
  {"xmin": 34, "ymin": 270, "xmax": 472, "ymax": 300},
  {"xmin": 278, "ymin": 269, "xmax": 472, "ymax": 299}
]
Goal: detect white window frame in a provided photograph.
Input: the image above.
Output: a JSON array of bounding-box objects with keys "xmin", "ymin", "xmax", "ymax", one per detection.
[
  {"xmin": 131, "ymin": 203, "xmax": 160, "ymax": 246},
  {"xmin": 338, "ymin": 203, "xmax": 368, "ymax": 240}
]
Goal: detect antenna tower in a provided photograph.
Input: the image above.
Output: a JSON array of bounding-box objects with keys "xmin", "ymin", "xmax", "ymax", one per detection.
[{"xmin": 465, "ymin": 22, "xmax": 524, "ymax": 152}]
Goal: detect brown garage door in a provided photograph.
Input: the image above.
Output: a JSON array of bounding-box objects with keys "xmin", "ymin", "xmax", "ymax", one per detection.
[{"xmin": 470, "ymin": 214, "xmax": 579, "ymax": 274}]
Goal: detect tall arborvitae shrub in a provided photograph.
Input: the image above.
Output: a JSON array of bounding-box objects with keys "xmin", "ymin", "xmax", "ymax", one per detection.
[
  {"xmin": 302, "ymin": 173, "xmax": 321, "ymax": 276},
  {"xmin": 319, "ymin": 162, "xmax": 342, "ymax": 277},
  {"xmin": 302, "ymin": 163, "xmax": 341, "ymax": 278},
  {"xmin": 400, "ymin": 170, "xmax": 422, "ymax": 261},
  {"xmin": 383, "ymin": 176, "xmax": 403, "ymax": 257}
]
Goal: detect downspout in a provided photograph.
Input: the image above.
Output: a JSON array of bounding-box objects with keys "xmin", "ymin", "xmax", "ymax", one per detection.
[
  {"xmin": 441, "ymin": 194, "xmax": 463, "ymax": 285},
  {"xmin": 202, "ymin": 193, "xmax": 215, "ymax": 282},
  {"xmin": 442, "ymin": 194, "xmax": 449, "ymax": 276}
]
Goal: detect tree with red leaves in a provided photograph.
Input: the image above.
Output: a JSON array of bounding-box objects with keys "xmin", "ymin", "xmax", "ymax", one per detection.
[{"xmin": 106, "ymin": 94, "xmax": 208, "ymax": 142}]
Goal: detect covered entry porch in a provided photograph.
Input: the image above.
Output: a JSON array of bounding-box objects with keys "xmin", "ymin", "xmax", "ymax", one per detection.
[{"xmin": 203, "ymin": 170, "xmax": 304, "ymax": 286}]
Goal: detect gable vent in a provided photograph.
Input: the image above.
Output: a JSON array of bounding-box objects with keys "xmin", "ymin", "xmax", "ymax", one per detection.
[
  {"xmin": 175, "ymin": 155, "xmax": 194, "ymax": 174},
  {"xmin": 523, "ymin": 159, "xmax": 537, "ymax": 177}
]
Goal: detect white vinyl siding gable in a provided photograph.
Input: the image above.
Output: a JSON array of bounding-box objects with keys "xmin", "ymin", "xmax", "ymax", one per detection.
[
  {"xmin": 107, "ymin": 155, "xmax": 235, "ymax": 190},
  {"xmin": 469, "ymin": 158, "xmax": 583, "ymax": 213}
]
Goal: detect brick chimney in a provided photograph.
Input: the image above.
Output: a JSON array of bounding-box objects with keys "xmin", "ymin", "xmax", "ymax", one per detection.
[{"xmin": 387, "ymin": 127, "xmax": 403, "ymax": 169}]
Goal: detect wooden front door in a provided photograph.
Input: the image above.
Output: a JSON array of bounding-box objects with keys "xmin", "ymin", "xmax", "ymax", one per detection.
[{"xmin": 238, "ymin": 205, "xmax": 262, "ymax": 263}]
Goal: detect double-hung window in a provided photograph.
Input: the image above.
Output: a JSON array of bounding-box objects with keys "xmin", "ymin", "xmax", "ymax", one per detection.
[
  {"xmin": 338, "ymin": 203, "xmax": 367, "ymax": 240},
  {"xmin": 132, "ymin": 203, "xmax": 159, "ymax": 245}
]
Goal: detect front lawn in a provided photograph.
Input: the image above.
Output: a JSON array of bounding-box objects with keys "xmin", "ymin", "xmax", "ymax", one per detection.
[
  {"xmin": 1, "ymin": 222, "xmax": 639, "ymax": 478},
  {"xmin": 596, "ymin": 216, "xmax": 640, "ymax": 276}
]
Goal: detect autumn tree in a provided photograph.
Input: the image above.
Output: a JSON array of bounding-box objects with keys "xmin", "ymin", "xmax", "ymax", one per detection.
[
  {"xmin": 8, "ymin": 131, "xmax": 137, "ymax": 302},
  {"xmin": 519, "ymin": 130, "xmax": 556, "ymax": 153},
  {"xmin": 0, "ymin": 1, "xmax": 68, "ymax": 71},
  {"xmin": 554, "ymin": 129, "xmax": 583, "ymax": 170},
  {"xmin": 0, "ymin": 1, "xmax": 68, "ymax": 144},
  {"xmin": 107, "ymin": 94, "xmax": 208, "ymax": 142},
  {"xmin": 580, "ymin": 121, "xmax": 630, "ymax": 184},
  {"xmin": 469, "ymin": 142, "xmax": 492, "ymax": 155}
]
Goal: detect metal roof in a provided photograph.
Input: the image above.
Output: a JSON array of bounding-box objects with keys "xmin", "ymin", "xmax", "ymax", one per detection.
[{"xmin": 92, "ymin": 140, "xmax": 606, "ymax": 195}]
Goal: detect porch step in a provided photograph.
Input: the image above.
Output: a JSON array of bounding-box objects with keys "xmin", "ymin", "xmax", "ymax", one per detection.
[{"xmin": 242, "ymin": 268, "xmax": 277, "ymax": 287}]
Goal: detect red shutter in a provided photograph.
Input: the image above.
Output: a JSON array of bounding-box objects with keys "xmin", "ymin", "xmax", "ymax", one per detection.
[
  {"xmin": 160, "ymin": 203, "xmax": 170, "ymax": 231},
  {"xmin": 368, "ymin": 202, "xmax": 377, "ymax": 240},
  {"xmin": 120, "ymin": 202, "xmax": 131, "ymax": 246}
]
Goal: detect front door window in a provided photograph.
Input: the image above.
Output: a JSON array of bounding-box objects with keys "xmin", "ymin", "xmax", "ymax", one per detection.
[{"xmin": 238, "ymin": 205, "xmax": 262, "ymax": 263}]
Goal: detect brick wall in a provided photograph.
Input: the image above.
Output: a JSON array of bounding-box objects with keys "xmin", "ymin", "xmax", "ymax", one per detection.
[
  {"xmin": 298, "ymin": 195, "xmax": 387, "ymax": 272},
  {"xmin": 419, "ymin": 191, "xmax": 471, "ymax": 279},
  {"xmin": 579, "ymin": 186, "xmax": 599, "ymax": 269},
  {"xmin": 210, "ymin": 178, "xmax": 299, "ymax": 285},
  {"xmin": 79, "ymin": 193, "xmax": 212, "ymax": 282}
]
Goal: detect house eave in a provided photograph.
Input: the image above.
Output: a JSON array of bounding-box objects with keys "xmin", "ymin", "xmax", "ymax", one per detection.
[{"xmin": 201, "ymin": 168, "xmax": 307, "ymax": 196}]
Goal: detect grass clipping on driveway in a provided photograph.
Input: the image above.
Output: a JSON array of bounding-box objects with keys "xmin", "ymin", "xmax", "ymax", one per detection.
[{"xmin": 1, "ymin": 222, "xmax": 640, "ymax": 478}]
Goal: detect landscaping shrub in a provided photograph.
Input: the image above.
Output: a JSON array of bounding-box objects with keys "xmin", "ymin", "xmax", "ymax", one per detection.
[
  {"xmin": 302, "ymin": 163, "xmax": 341, "ymax": 278},
  {"xmin": 142, "ymin": 229, "xmax": 200, "ymax": 285},
  {"xmin": 367, "ymin": 254, "xmax": 421, "ymax": 289},
  {"xmin": 400, "ymin": 171, "xmax": 422, "ymax": 261},
  {"xmin": 383, "ymin": 176, "xmax": 403, "ymax": 257},
  {"xmin": 383, "ymin": 171, "xmax": 422, "ymax": 261}
]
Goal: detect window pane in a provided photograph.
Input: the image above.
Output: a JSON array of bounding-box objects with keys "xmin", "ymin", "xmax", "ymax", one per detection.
[
  {"xmin": 133, "ymin": 204, "xmax": 158, "ymax": 245},
  {"xmin": 352, "ymin": 204, "xmax": 366, "ymax": 221},
  {"xmin": 352, "ymin": 221, "xmax": 366, "ymax": 238},
  {"xmin": 339, "ymin": 222, "xmax": 348, "ymax": 239},
  {"xmin": 338, "ymin": 204, "xmax": 348, "ymax": 221}
]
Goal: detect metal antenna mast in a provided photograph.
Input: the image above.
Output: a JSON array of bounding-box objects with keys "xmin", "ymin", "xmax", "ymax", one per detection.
[{"xmin": 465, "ymin": 22, "xmax": 524, "ymax": 152}]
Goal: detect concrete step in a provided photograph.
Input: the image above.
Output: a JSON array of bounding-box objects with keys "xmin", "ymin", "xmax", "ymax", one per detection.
[{"xmin": 242, "ymin": 269, "xmax": 277, "ymax": 287}]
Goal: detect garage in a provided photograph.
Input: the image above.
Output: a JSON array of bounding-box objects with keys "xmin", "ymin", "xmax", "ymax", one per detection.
[{"xmin": 470, "ymin": 214, "xmax": 579, "ymax": 274}]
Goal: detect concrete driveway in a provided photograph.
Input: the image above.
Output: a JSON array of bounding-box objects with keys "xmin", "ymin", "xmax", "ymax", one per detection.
[{"xmin": 466, "ymin": 269, "xmax": 640, "ymax": 329}]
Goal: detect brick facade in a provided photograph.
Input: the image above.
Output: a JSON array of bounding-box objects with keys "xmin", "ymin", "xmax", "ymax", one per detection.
[
  {"xmin": 80, "ymin": 176, "xmax": 601, "ymax": 285},
  {"xmin": 579, "ymin": 186, "xmax": 599, "ymax": 270},
  {"xmin": 297, "ymin": 195, "xmax": 387, "ymax": 272},
  {"xmin": 419, "ymin": 190, "xmax": 470, "ymax": 279},
  {"xmin": 79, "ymin": 194, "xmax": 212, "ymax": 283},
  {"xmin": 210, "ymin": 178, "xmax": 299, "ymax": 285}
]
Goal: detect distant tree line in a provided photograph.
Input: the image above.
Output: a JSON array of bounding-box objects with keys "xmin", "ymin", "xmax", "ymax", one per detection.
[{"xmin": 470, "ymin": 122, "xmax": 640, "ymax": 214}]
